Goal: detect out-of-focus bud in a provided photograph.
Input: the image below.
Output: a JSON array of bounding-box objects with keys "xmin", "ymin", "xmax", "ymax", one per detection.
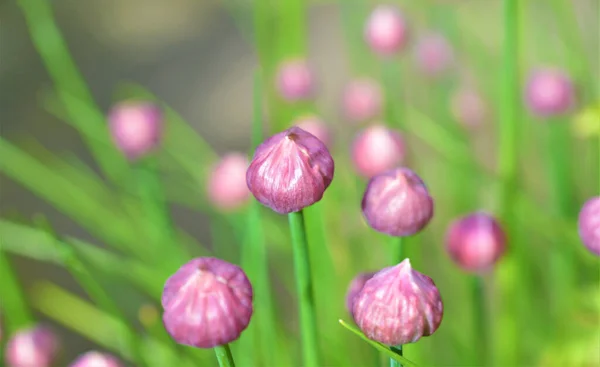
[
  {"xmin": 276, "ymin": 59, "xmax": 315, "ymax": 102},
  {"xmin": 450, "ymin": 87, "xmax": 488, "ymax": 130},
  {"xmin": 292, "ymin": 115, "xmax": 332, "ymax": 148},
  {"xmin": 342, "ymin": 78, "xmax": 384, "ymax": 123},
  {"xmin": 525, "ymin": 68, "xmax": 575, "ymax": 117},
  {"xmin": 351, "ymin": 125, "xmax": 405, "ymax": 178},
  {"xmin": 5, "ymin": 326, "xmax": 60, "ymax": 367},
  {"xmin": 108, "ymin": 101, "xmax": 163, "ymax": 161},
  {"xmin": 578, "ymin": 197, "xmax": 600, "ymax": 256},
  {"xmin": 364, "ymin": 5, "xmax": 409, "ymax": 56},
  {"xmin": 69, "ymin": 351, "xmax": 122, "ymax": 367},
  {"xmin": 345, "ymin": 272, "xmax": 375, "ymax": 317},
  {"xmin": 207, "ymin": 153, "xmax": 251, "ymax": 211},
  {"xmin": 414, "ymin": 33, "xmax": 454, "ymax": 77}
]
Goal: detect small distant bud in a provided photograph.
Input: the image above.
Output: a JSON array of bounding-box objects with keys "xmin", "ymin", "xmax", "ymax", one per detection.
[
  {"xmin": 276, "ymin": 59, "xmax": 315, "ymax": 102},
  {"xmin": 207, "ymin": 153, "xmax": 251, "ymax": 211},
  {"xmin": 450, "ymin": 87, "xmax": 488, "ymax": 129},
  {"xmin": 365, "ymin": 5, "xmax": 409, "ymax": 56},
  {"xmin": 351, "ymin": 125, "xmax": 405, "ymax": 178},
  {"xmin": 414, "ymin": 33, "xmax": 454, "ymax": 77},
  {"xmin": 525, "ymin": 68, "xmax": 575, "ymax": 117},
  {"xmin": 69, "ymin": 352, "xmax": 122, "ymax": 367},
  {"xmin": 5, "ymin": 326, "xmax": 59, "ymax": 367},
  {"xmin": 342, "ymin": 78, "xmax": 384, "ymax": 123},
  {"xmin": 578, "ymin": 197, "xmax": 600, "ymax": 256},
  {"xmin": 246, "ymin": 126, "xmax": 335, "ymax": 214},
  {"xmin": 161, "ymin": 257, "xmax": 253, "ymax": 348},
  {"xmin": 353, "ymin": 259, "xmax": 444, "ymax": 345},
  {"xmin": 445, "ymin": 212, "xmax": 507, "ymax": 272},
  {"xmin": 292, "ymin": 115, "xmax": 332, "ymax": 148},
  {"xmin": 362, "ymin": 168, "xmax": 434, "ymax": 236},
  {"xmin": 108, "ymin": 101, "xmax": 163, "ymax": 160},
  {"xmin": 345, "ymin": 272, "xmax": 375, "ymax": 316}
]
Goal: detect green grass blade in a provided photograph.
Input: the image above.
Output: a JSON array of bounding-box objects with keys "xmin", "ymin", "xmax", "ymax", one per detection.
[{"xmin": 0, "ymin": 246, "xmax": 35, "ymax": 334}]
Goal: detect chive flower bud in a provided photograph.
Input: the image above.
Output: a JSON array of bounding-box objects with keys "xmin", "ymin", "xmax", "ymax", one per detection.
[
  {"xmin": 525, "ymin": 68, "xmax": 575, "ymax": 117},
  {"xmin": 207, "ymin": 153, "xmax": 251, "ymax": 211},
  {"xmin": 108, "ymin": 101, "xmax": 163, "ymax": 160},
  {"xmin": 351, "ymin": 125, "xmax": 405, "ymax": 178},
  {"xmin": 414, "ymin": 33, "xmax": 454, "ymax": 77},
  {"xmin": 345, "ymin": 272, "xmax": 375, "ymax": 316},
  {"xmin": 342, "ymin": 78, "xmax": 384, "ymax": 123},
  {"xmin": 578, "ymin": 197, "xmax": 600, "ymax": 256},
  {"xmin": 450, "ymin": 87, "xmax": 487, "ymax": 129},
  {"xmin": 292, "ymin": 115, "xmax": 332, "ymax": 148},
  {"xmin": 276, "ymin": 59, "xmax": 315, "ymax": 102},
  {"xmin": 69, "ymin": 352, "xmax": 122, "ymax": 367},
  {"xmin": 365, "ymin": 5, "xmax": 409, "ymax": 56},
  {"xmin": 5, "ymin": 326, "xmax": 59, "ymax": 367}
]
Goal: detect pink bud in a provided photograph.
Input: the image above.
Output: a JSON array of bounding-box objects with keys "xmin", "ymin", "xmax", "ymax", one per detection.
[
  {"xmin": 362, "ymin": 167, "xmax": 434, "ymax": 236},
  {"xmin": 292, "ymin": 115, "xmax": 332, "ymax": 148},
  {"xmin": 450, "ymin": 87, "xmax": 488, "ymax": 129},
  {"xmin": 525, "ymin": 68, "xmax": 575, "ymax": 117},
  {"xmin": 445, "ymin": 212, "xmax": 506, "ymax": 272},
  {"xmin": 351, "ymin": 125, "xmax": 405, "ymax": 178},
  {"xmin": 207, "ymin": 153, "xmax": 251, "ymax": 211},
  {"xmin": 578, "ymin": 197, "xmax": 600, "ymax": 256},
  {"xmin": 246, "ymin": 126, "xmax": 335, "ymax": 214},
  {"xmin": 161, "ymin": 257, "xmax": 253, "ymax": 348},
  {"xmin": 276, "ymin": 59, "xmax": 315, "ymax": 102},
  {"xmin": 69, "ymin": 351, "xmax": 122, "ymax": 367},
  {"xmin": 342, "ymin": 78, "xmax": 384, "ymax": 123},
  {"xmin": 345, "ymin": 272, "xmax": 375, "ymax": 316},
  {"xmin": 353, "ymin": 259, "xmax": 444, "ymax": 345},
  {"xmin": 108, "ymin": 101, "xmax": 163, "ymax": 161},
  {"xmin": 364, "ymin": 5, "xmax": 409, "ymax": 56},
  {"xmin": 414, "ymin": 33, "xmax": 454, "ymax": 77},
  {"xmin": 5, "ymin": 326, "xmax": 59, "ymax": 367}
]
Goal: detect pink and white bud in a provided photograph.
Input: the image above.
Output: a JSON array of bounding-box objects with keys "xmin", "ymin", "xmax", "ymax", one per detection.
[
  {"xmin": 342, "ymin": 78, "xmax": 384, "ymax": 123},
  {"xmin": 276, "ymin": 59, "xmax": 315, "ymax": 102},
  {"xmin": 108, "ymin": 101, "xmax": 163, "ymax": 160},
  {"xmin": 362, "ymin": 167, "xmax": 434, "ymax": 236},
  {"xmin": 353, "ymin": 259, "xmax": 444, "ymax": 345},
  {"xmin": 246, "ymin": 126, "xmax": 335, "ymax": 214},
  {"xmin": 450, "ymin": 87, "xmax": 488, "ymax": 129},
  {"xmin": 525, "ymin": 68, "xmax": 575, "ymax": 117},
  {"xmin": 351, "ymin": 125, "xmax": 405, "ymax": 178},
  {"xmin": 445, "ymin": 212, "xmax": 507, "ymax": 272},
  {"xmin": 69, "ymin": 351, "xmax": 122, "ymax": 367},
  {"xmin": 414, "ymin": 33, "xmax": 454, "ymax": 77},
  {"xmin": 292, "ymin": 115, "xmax": 332, "ymax": 148},
  {"xmin": 5, "ymin": 326, "xmax": 59, "ymax": 367},
  {"xmin": 161, "ymin": 257, "xmax": 253, "ymax": 348},
  {"xmin": 578, "ymin": 197, "xmax": 600, "ymax": 256},
  {"xmin": 365, "ymin": 5, "xmax": 409, "ymax": 56},
  {"xmin": 207, "ymin": 153, "xmax": 251, "ymax": 211},
  {"xmin": 345, "ymin": 272, "xmax": 375, "ymax": 316}
]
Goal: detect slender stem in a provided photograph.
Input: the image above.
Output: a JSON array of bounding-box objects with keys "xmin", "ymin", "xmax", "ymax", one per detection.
[
  {"xmin": 0, "ymin": 247, "xmax": 34, "ymax": 334},
  {"xmin": 214, "ymin": 344, "xmax": 236, "ymax": 367},
  {"xmin": 472, "ymin": 276, "xmax": 487, "ymax": 366},
  {"xmin": 390, "ymin": 345, "xmax": 403, "ymax": 367},
  {"xmin": 288, "ymin": 210, "xmax": 319, "ymax": 367}
]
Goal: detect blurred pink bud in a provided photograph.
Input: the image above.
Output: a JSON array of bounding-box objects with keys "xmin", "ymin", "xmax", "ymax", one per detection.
[
  {"xmin": 362, "ymin": 167, "xmax": 434, "ymax": 236},
  {"xmin": 207, "ymin": 153, "xmax": 250, "ymax": 211},
  {"xmin": 69, "ymin": 351, "xmax": 122, "ymax": 367},
  {"xmin": 108, "ymin": 101, "xmax": 163, "ymax": 161},
  {"xmin": 276, "ymin": 59, "xmax": 315, "ymax": 102},
  {"xmin": 450, "ymin": 87, "xmax": 488, "ymax": 129},
  {"xmin": 246, "ymin": 126, "xmax": 335, "ymax": 214},
  {"xmin": 292, "ymin": 115, "xmax": 332, "ymax": 148},
  {"xmin": 525, "ymin": 68, "xmax": 575, "ymax": 117},
  {"xmin": 414, "ymin": 33, "xmax": 454, "ymax": 77},
  {"xmin": 353, "ymin": 259, "xmax": 444, "ymax": 345},
  {"xmin": 445, "ymin": 212, "xmax": 506, "ymax": 272},
  {"xmin": 5, "ymin": 326, "xmax": 59, "ymax": 367},
  {"xmin": 351, "ymin": 125, "xmax": 405, "ymax": 178},
  {"xmin": 365, "ymin": 5, "xmax": 409, "ymax": 56},
  {"xmin": 161, "ymin": 257, "xmax": 253, "ymax": 348},
  {"xmin": 345, "ymin": 272, "xmax": 375, "ymax": 316},
  {"xmin": 342, "ymin": 78, "xmax": 384, "ymax": 123},
  {"xmin": 578, "ymin": 197, "xmax": 600, "ymax": 256}
]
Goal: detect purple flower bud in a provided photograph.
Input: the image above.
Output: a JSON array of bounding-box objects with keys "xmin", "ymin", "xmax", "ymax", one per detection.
[
  {"xmin": 351, "ymin": 125, "xmax": 405, "ymax": 178},
  {"xmin": 525, "ymin": 68, "xmax": 575, "ymax": 117},
  {"xmin": 345, "ymin": 272, "xmax": 375, "ymax": 316},
  {"xmin": 342, "ymin": 78, "xmax": 384, "ymax": 123},
  {"xmin": 362, "ymin": 168, "xmax": 433, "ymax": 236},
  {"xmin": 246, "ymin": 126, "xmax": 335, "ymax": 214},
  {"xmin": 414, "ymin": 33, "xmax": 454, "ymax": 77},
  {"xmin": 69, "ymin": 351, "xmax": 122, "ymax": 367},
  {"xmin": 578, "ymin": 197, "xmax": 600, "ymax": 256},
  {"xmin": 365, "ymin": 5, "xmax": 409, "ymax": 56},
  {"xmin": 161, "ymin": 257, "xmax": 253, "ymax": 348},
  {"xmin": 450, "ymin": 87, "xmax": 488, "ymax": 130},
  {"xmin": 353, "ymin": 259, "xmax": 444, "ymax": 345},
  {"xmin": 108, "ymin": 101, "xmax": 163, "ymax": 161},
  {"xmin": 292, "ymin": 115, "xmax": 332, "ymax": 148},
  {"xmin": 445, "ymin": 212, "xmax": 507, "ymax": 272},
  {"xmin": 276, "ymin": 59, "xmax": 315, "ymax": 102},
  {"xmin": 5, "ymin": 326, "xmax": 59, "ymax": 367},
  {"xmin": 207, "ymin": 153, "xmax": 251, "ymax": 211}
]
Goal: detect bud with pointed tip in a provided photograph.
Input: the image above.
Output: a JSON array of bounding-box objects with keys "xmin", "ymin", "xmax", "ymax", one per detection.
[
  {"xmin": 5, "ymin": 326, "xmax": 60, "ymax": 367},
  {"xmin": 365, "ymin": 5, "xmax": 409, "ymax": 56},
  {"xmin": 342, "ymin": 78, "xmax": 384, "ymax": 123},
  {"xmin": 414, "ymin": 33, "xmax": 454, "ymax": 77},
  {"xmin": 445, "ymin": 212, "xmax": 507, "ymax": 272},
  {"xmin": 353, "ymin": 259, "xmax": 443, "ymax": 345},
  {"xmin": 352, "ymin": 125, "xmax": 405, "ymax": 178},
  {"xmin": 578, "ymin": 197, "xmax": 600, "ymax": 256},
  {"xmin": 69, "ymin": 351, "xmax": 122, "ymax": 367},
  {"xmin": 246, "ymin": 126, "xmax": 335, "ymax": 214},
  {"xmin": 207, "ymin": 153, "xmax": 251, "ymax": 211},
  {"xmin": 292, "ymin": 115, "xmax": 332, "ymax": 148},
  {"xmin": 525, "ymin": 68, "xmax": 575, "ymax": 117},
  {"xmin": 362, "ymin": 168, "xmax": 433, "ymax": 236},
  {"xmin": 345, "ymin": 272, "xmax": 375, "ymax": 316},
  {"xmin": 276, "ymin": 59, "xmax": 315, "ymax": 102},
  {"xmin": 450, "ymin": 87, "xmax": 488, "ymax": 129},
  {"xmin": 108, "ymin": 101, "xmax": 163, "ymax": 160},
  {"xmin": 161, "ymin": 257, "xmax": 253, "ymax": 348}
]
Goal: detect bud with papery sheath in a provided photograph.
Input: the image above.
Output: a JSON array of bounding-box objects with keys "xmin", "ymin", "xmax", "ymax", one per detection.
[
  {"xmin": 525, "ymin": 68, "xmax": 575, "ymax": 117},
  {"xmin": 353, "ymin": 259, "xmax": 443, "ymax": 345},
  {"xmin": 161, "ymin": 257, "xmax": 253, "ymax": 348},
  {"xmin": 365, "ymin": 5, "xmax": 409, "ymax": 56},
  {"xmin": 445, "ymin": 212, "xmax": 507, "ymax": 273},
  {"xmin": 246, "ymin": 126, "xmax": 335, "ymax": 214},
  {"xmin": 108, "ymin": 101, "xmax": 163, "ymax": 160},
  {"xmin": 578, "ymin": 197, "xmax": 600, "ymax": 256},
  {"xmin": 207, "ymin": 153, "xmax": 251, "ymax": 211},
  {"xmin": 276, "ymin": 59, "xmax": 315, "ymax": 102},
  {"xmin": 362, "ymin": 168, "xmax": 433, "ymax": 236},
  {"xmin": 293, "ymin": 115, "xmax": 332, "ymax": 148},
  {"xmin": 345, "ymin": 272, "xmax": 375, "ymax": 316},
  {"xmin": 69, "ymin": 352, "xmax": 122, "ymax": 367},
  {"xmin": 5, "ymin": 326, "xmax": 60, "ymax": 367},
  {"xmin": 351, "ymin": 125, "xmax": 405, "ymax": 178},
  {"xmin": 342, "ymin": 78, "xmax": 384, "ymax": 123}
]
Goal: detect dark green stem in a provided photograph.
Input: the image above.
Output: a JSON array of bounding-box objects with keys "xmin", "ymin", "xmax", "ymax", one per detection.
[
  {"xmin": 214, "ymin": 344, "xmax": 236, "ymax": 367},
  {"xmin": 472, "ymin": 276, "xmax": 487, "ymax": 366},
  {"xmin": 390, "ymin": 345, "xmax": 404, "ymax": 367},
  {"xmin": 288, "ymin": 210, "xmax": 319, "ymax": 367}
]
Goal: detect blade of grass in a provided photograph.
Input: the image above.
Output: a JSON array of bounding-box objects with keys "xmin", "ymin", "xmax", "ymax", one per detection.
[{"xmin": 0, "ymin": 246, "xmax": 35, "ymax": 334}]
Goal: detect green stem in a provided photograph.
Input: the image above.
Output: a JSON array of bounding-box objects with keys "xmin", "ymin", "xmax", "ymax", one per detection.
[
  {"xmin": 472, "ymin": 276, "xmax": 487, "ymax": 366},
  {"xmin": 214, "ymin": 344, "xmax": 236, "ymax": 367},
  {"xmin": 0, "ymin": 247, "xmax": 34, "ymax": 334},
  {"xmin": 390, "ymin": 345, "xmax": 403, "ymax": 367},
  {"xmin": 288, "ymin": 210, "xmax": 319, "ymax": 367}
]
